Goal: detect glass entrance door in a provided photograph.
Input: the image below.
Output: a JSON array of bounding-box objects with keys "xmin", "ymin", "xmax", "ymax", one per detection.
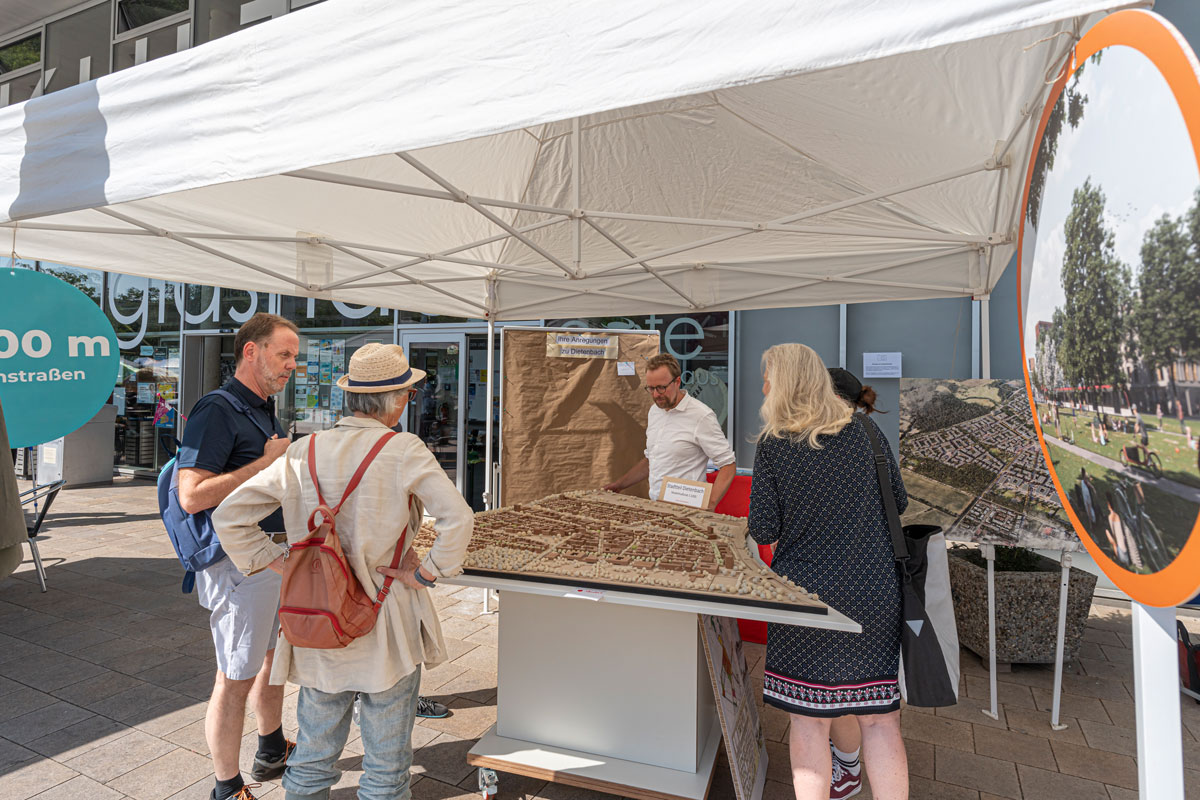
[{"xmin": 402, "ymin": 335, "xmax": 467, "ymax": 491}]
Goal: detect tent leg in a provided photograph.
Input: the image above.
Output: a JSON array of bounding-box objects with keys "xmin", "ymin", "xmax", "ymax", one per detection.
[
  {"xmin": 1049, "ymin": 553, "xmax": 1071, "ymax": 731},
  {"xmin": 484, "ymin": 317, "xmax": 495, "ymax": 511},
  {"xmin": 482, "ymin": 316, "xmax": 498, "ymax": 616},
  {"xmin": 27, "ymin": 535, "xmax": 47, "ymax": 593},
  {"xmin": 1133, "ymin": 603, "xmax": 1183, "ymax": 797},
  {"xmin": 980, "ymin": 296, "xmax": 990, "ymax": 380},
  {"xmin": 982, "ymin": 544, "xmax": 999, "ymax": 721}
]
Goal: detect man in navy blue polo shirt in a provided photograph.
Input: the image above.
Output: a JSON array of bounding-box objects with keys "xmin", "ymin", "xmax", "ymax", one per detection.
[{"xmin": 177, "ymin": 313, "xmax": 298, "ymax": 800}]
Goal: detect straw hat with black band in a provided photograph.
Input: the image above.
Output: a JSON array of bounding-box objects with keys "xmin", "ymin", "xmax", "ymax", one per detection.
[{"xmin": 337, "ymin": 343, "xmax": 426, "ymax": 393}]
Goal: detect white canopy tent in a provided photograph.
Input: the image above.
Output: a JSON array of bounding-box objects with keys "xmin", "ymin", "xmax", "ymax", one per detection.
[
  {"xmin": 0, "ymin": 0, "xmax": 1135, "ymax": 323},
  {"xmin": 2, "ymin": 3, "xmax": 1190, "ymax": 794}
]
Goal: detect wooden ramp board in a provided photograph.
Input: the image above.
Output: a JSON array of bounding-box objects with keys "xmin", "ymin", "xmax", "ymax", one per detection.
[
  {"xmin": 416, "ymin": 490, "xmax": 827, "ymax": 615},
  {"xmin": 467, "ymin": 723, "xmax": 722, "ymax": 800}
]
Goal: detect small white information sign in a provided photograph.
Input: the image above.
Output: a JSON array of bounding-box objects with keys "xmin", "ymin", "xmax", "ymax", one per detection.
[
  {"xmin": 617, "ymin": 361, "xmax": 636, "ymax": 376},
  {"xmin": 659, "ymin": 477, "xmax": 713, "ymax": 509},
  {"xmin": 863, "ymin": 351, "xmax": 902, "ymax": 378},
  {"xmin": 546, "ymin": 332, "xmax": 618, "ymax": 359}
]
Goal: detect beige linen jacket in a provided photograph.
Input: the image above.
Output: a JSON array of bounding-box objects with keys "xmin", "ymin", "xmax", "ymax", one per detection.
[{"xmin": 212, "ymin": 416, "xmax": 474, "ymax": 694}]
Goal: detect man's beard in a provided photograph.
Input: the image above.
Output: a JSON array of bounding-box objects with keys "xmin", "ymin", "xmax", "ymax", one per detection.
[{"xmin": 259, "ymin": 362, "xmax": 291, "ymax": 394}]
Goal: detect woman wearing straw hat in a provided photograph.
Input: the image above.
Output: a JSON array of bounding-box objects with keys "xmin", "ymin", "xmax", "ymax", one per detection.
[{"xmin": 214, "ymin": 343, "xmax": 474, "ymax": 800}]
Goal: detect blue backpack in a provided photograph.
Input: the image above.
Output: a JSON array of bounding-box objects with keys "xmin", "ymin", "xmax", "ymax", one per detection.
[{"xmin": 157, "ymin": 389, "xmax": 278, "ymax": 593}]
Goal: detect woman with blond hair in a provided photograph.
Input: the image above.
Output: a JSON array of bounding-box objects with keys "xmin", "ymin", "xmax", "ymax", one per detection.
[{"xmin": 749, "ymin": 344, "xmax": 908, "ymax": 800}]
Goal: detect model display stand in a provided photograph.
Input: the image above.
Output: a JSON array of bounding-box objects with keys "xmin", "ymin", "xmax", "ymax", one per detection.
[
  {"xmin": 413, "ymin": 490, "xmax": 825, "ymax": 614},
  {"xmin": 418, "ymin": 491, "xmax": 858, "ymax": 800}
]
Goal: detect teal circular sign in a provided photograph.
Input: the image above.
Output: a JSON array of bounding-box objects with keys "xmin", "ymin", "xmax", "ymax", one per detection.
[{"xmin": 0, "ymin": 269, "xmax": 119, "ymax": 447}]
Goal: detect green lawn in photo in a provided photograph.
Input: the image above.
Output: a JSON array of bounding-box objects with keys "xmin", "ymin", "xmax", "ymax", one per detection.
[
  {"xmin": 1047, "ymin": 444, "xmax": 1198, "ymax": 572},
  {"xmin": 1035, "ymin": 403, "xmax": 1200, "ymax": 490},
  {"xmin": 898, "ymin": 469, "xmax": 975, "ymax": 517}
]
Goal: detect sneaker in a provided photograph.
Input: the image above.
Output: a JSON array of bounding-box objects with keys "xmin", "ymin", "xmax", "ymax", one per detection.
[
  {"xmin": 829, "ymin": 758, "xmax": 862, "ymax": 800},
  {"xmin": 250, "ymin": 740, "xmax": 295, "ymax": 781},
  {"xmin": 416, "ymin": 696, "xmax": 450, "ymax": 719},
  {"xmin": 210, "ymin": 785, "xmax": 261, "ymax": 800}
]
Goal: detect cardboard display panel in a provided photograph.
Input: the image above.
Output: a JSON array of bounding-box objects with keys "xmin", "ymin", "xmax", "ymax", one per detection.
[{"xmin": 501, "ymin": 328, "xmax": 659, "ymax": 505}]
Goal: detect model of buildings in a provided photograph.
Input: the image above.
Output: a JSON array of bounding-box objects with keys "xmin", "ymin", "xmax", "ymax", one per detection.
[{"xmin": 411, "ymin": 490, "xmax": 822, "ymax": 609}]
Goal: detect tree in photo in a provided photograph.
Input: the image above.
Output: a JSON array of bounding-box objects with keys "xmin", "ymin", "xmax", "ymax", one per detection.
[
  {"xmin": 1034, "ymin": 320, "xmax": 1064, "ymax": 398},
  {"xmin": 1135, "ymin": 209, "xmax": 1200, "ymax": 410},
  {"xmin": 1027, "ymin": 55, "xmax": 1096, "ymax": 228},
  {"xmin": 1057, "ymin": 179, "xmax": 1130, "ymax": 410}
]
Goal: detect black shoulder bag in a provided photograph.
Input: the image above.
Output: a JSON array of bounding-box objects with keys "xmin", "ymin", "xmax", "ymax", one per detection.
[{"xmin": 861, "ymin": 419, "xmax": 958, "ymax": 708}]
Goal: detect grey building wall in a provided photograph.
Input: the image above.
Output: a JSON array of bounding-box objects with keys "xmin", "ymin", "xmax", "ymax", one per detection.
[
  {"xmin": 735, "ymin": 305, "xmax": 840, "ymax": 466},
  {"xmin": 735, "ymin": 254, "xmax": 1021, "ymax": 465}
]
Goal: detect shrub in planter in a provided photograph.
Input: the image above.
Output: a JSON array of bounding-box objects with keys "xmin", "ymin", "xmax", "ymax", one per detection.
[{"xmin": 948, "ymin": 547, "xmax": 1097, "ymax": 665}]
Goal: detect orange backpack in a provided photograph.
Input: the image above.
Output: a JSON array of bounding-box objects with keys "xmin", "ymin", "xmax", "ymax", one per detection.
[{"xmin": 278, "ymin": 432, "xmax": 413, "ymax": 649}]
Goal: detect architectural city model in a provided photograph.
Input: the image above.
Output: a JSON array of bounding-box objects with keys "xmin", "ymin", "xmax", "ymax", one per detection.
[{"xmin": 412, "ymin": 490, "xmax": 826, "ymax": 612}]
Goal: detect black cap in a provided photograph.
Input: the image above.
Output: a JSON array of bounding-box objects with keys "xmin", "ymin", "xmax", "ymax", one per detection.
[{"xmin": 828, "ymin": 367, "xmax": 863, "ymax": 403}]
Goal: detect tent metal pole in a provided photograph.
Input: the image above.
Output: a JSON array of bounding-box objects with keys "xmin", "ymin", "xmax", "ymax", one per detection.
[
  {"xmin": 287, "ymin": 168, "xmax": 572, "ymax": 218},
  {"xmin": 319, "ymin": 219, "xmax": 565, "ymax": 289},
  {"xmin": 484, "ymin": 316, "xmax": 496, "ymax": 511},
  {"xmin": 717, "ymin": 271, "xmax": 973, "ymax": 309},
  {"xmin": 971, "ymin": 299, "xmax": 981, "ymax": 379},
  {"xmin": 592, "ymin": 163, "xmax": 990, "ymax": 232},
  {"xmin": 326, "ymin": 243, "xmax": 490, "ymax": 314},
  {"xmin": 572, "ymin": 117, "xmax": 582, "ymax": 273},
  {"xmin": 493, "ymin": 276, "xmax": 693, "ymax": 311},
  {"xmin": 491, "ymin": 267, "xmax": 692, "ymax": 317},
  {"xmin": 92, "ymin": 208, "xmax": 313, "ymax": 291},
  {"xmin": 980, "ymin": 295, "xmax": 991, "ymax": 380},
  {"xmin": 396, "ymin": 153, "xmax": 578, "ymax": 278},
  {"xmin": 996, "ymin": 30, "xmax": 1078, "ymax": 164},
  {"xmin": 324, "ymin": 242, "xmax": 529, "ymax": 275},
  {"xmin": 982, "ymin": 544, "xmax": 1000, "ymax": 721},
  {"xmin": 1049, "ymin": 552, "xmax": 1071, "ymax": 731},
  {"xmin": 0, "ymin": 221, "xmax": 156, "ymax": 236},
  {"xmin": 838, "ymin": 305, "xmax": 847, "ymax": 369},
  {"xmin": 583, "ymin": 217, "xmax": 699, "ymax": 308},
  {"xmin": 482, "ymin": 304, "xmax": 499, "ymax": 616},
  {"xmin": 703, "ymin": 245, "xmax": 971, "ymax": 284},
  {"xmin": 588, "ymin": 163, "xmax": 994, "ymax": 275},
  {"xmin": 590, "ymin": 226, "xmax": 989, "ymax": 277}
]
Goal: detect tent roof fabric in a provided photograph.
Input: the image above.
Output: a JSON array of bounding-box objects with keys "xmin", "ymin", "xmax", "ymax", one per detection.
[{"xmin": 0, "ymin": 0, "xmax": 1132, "ymax": 319}]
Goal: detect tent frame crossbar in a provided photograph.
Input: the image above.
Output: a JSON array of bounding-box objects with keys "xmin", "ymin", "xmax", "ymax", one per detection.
[
  {"xmin": 283, "ymin": 160, "xmax": 999, "ymax": 283},
  {"xmin": 494, "ymin": 245, "xmax": 975, "ymax": 317},
  {"xmin": 585, "ymin": 161, "xmax": 1000, "ymax": 276},
  {"xmin": 326, "ymin": 242, "xmax": 490, "ymax": 314},
  {"xmin": 583, "ymin": 217, "xmax": 700, "ymax": 309},
  {"xmin": 710, "ymin": 247, "xmax": 976, "ymax": 308},
  {"xmin": 91, "ymin": 207, "xmax": 314, "ymax": 291},
  {"xmin": 320, "ymin": 218, "xmax": 565, "ymax": 289},
  {"xmin": 395, "ymin": 152, "xmax": 579, "ymax": 279}
]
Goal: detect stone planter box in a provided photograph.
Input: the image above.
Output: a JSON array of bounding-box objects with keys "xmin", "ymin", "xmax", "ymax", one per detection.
[{"xmin": 948, "ymin": 549, "xmax": 1097, "ymax": 665}]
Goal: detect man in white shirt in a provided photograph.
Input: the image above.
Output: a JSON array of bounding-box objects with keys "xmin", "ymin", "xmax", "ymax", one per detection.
[{"xmin": 604, "ymin": 353, "xmax": 736, "ymax": 509}]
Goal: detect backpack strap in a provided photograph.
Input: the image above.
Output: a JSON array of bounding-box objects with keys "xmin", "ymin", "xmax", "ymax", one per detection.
[
  {"xmin": 306, "ymin": 431, "xmax": 400, "ymax": 512},
  {"xmin": 373, "ymin": 495, "xmax": 418, "ymax": 612},
  {"xmin": 211, "ymin": 388, "xmax": 278, "ymax": 441}
]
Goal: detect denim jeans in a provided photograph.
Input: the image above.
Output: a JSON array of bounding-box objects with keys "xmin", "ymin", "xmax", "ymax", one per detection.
[{"xmin": 283, "ymin": 666, "xmax": 422, "ymax": 800}]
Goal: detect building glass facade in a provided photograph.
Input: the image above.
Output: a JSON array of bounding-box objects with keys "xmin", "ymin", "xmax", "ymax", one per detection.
[{"xmin": 7, "ymin": 261, "xmax": 732, "ymax": 510}]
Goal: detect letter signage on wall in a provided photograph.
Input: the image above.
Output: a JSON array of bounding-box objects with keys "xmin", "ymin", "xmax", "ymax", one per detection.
[{"xmin": 0, "ymin": 269, "xmax": 120, "ymax": 447}]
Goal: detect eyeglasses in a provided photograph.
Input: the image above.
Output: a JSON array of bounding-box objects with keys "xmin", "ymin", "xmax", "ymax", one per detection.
[
  {"xmin": 407, "ymin": 388, "xmax": 419, "ymax": 401},
  {"xmin": 643, "ymin": 379, "xmax": 679, "ymax": 395}
]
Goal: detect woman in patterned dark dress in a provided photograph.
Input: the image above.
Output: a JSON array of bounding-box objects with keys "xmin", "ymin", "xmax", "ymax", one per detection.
[{"xmin": 749, "ymin": 344, "xmax": 908, "ymax": 800}]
